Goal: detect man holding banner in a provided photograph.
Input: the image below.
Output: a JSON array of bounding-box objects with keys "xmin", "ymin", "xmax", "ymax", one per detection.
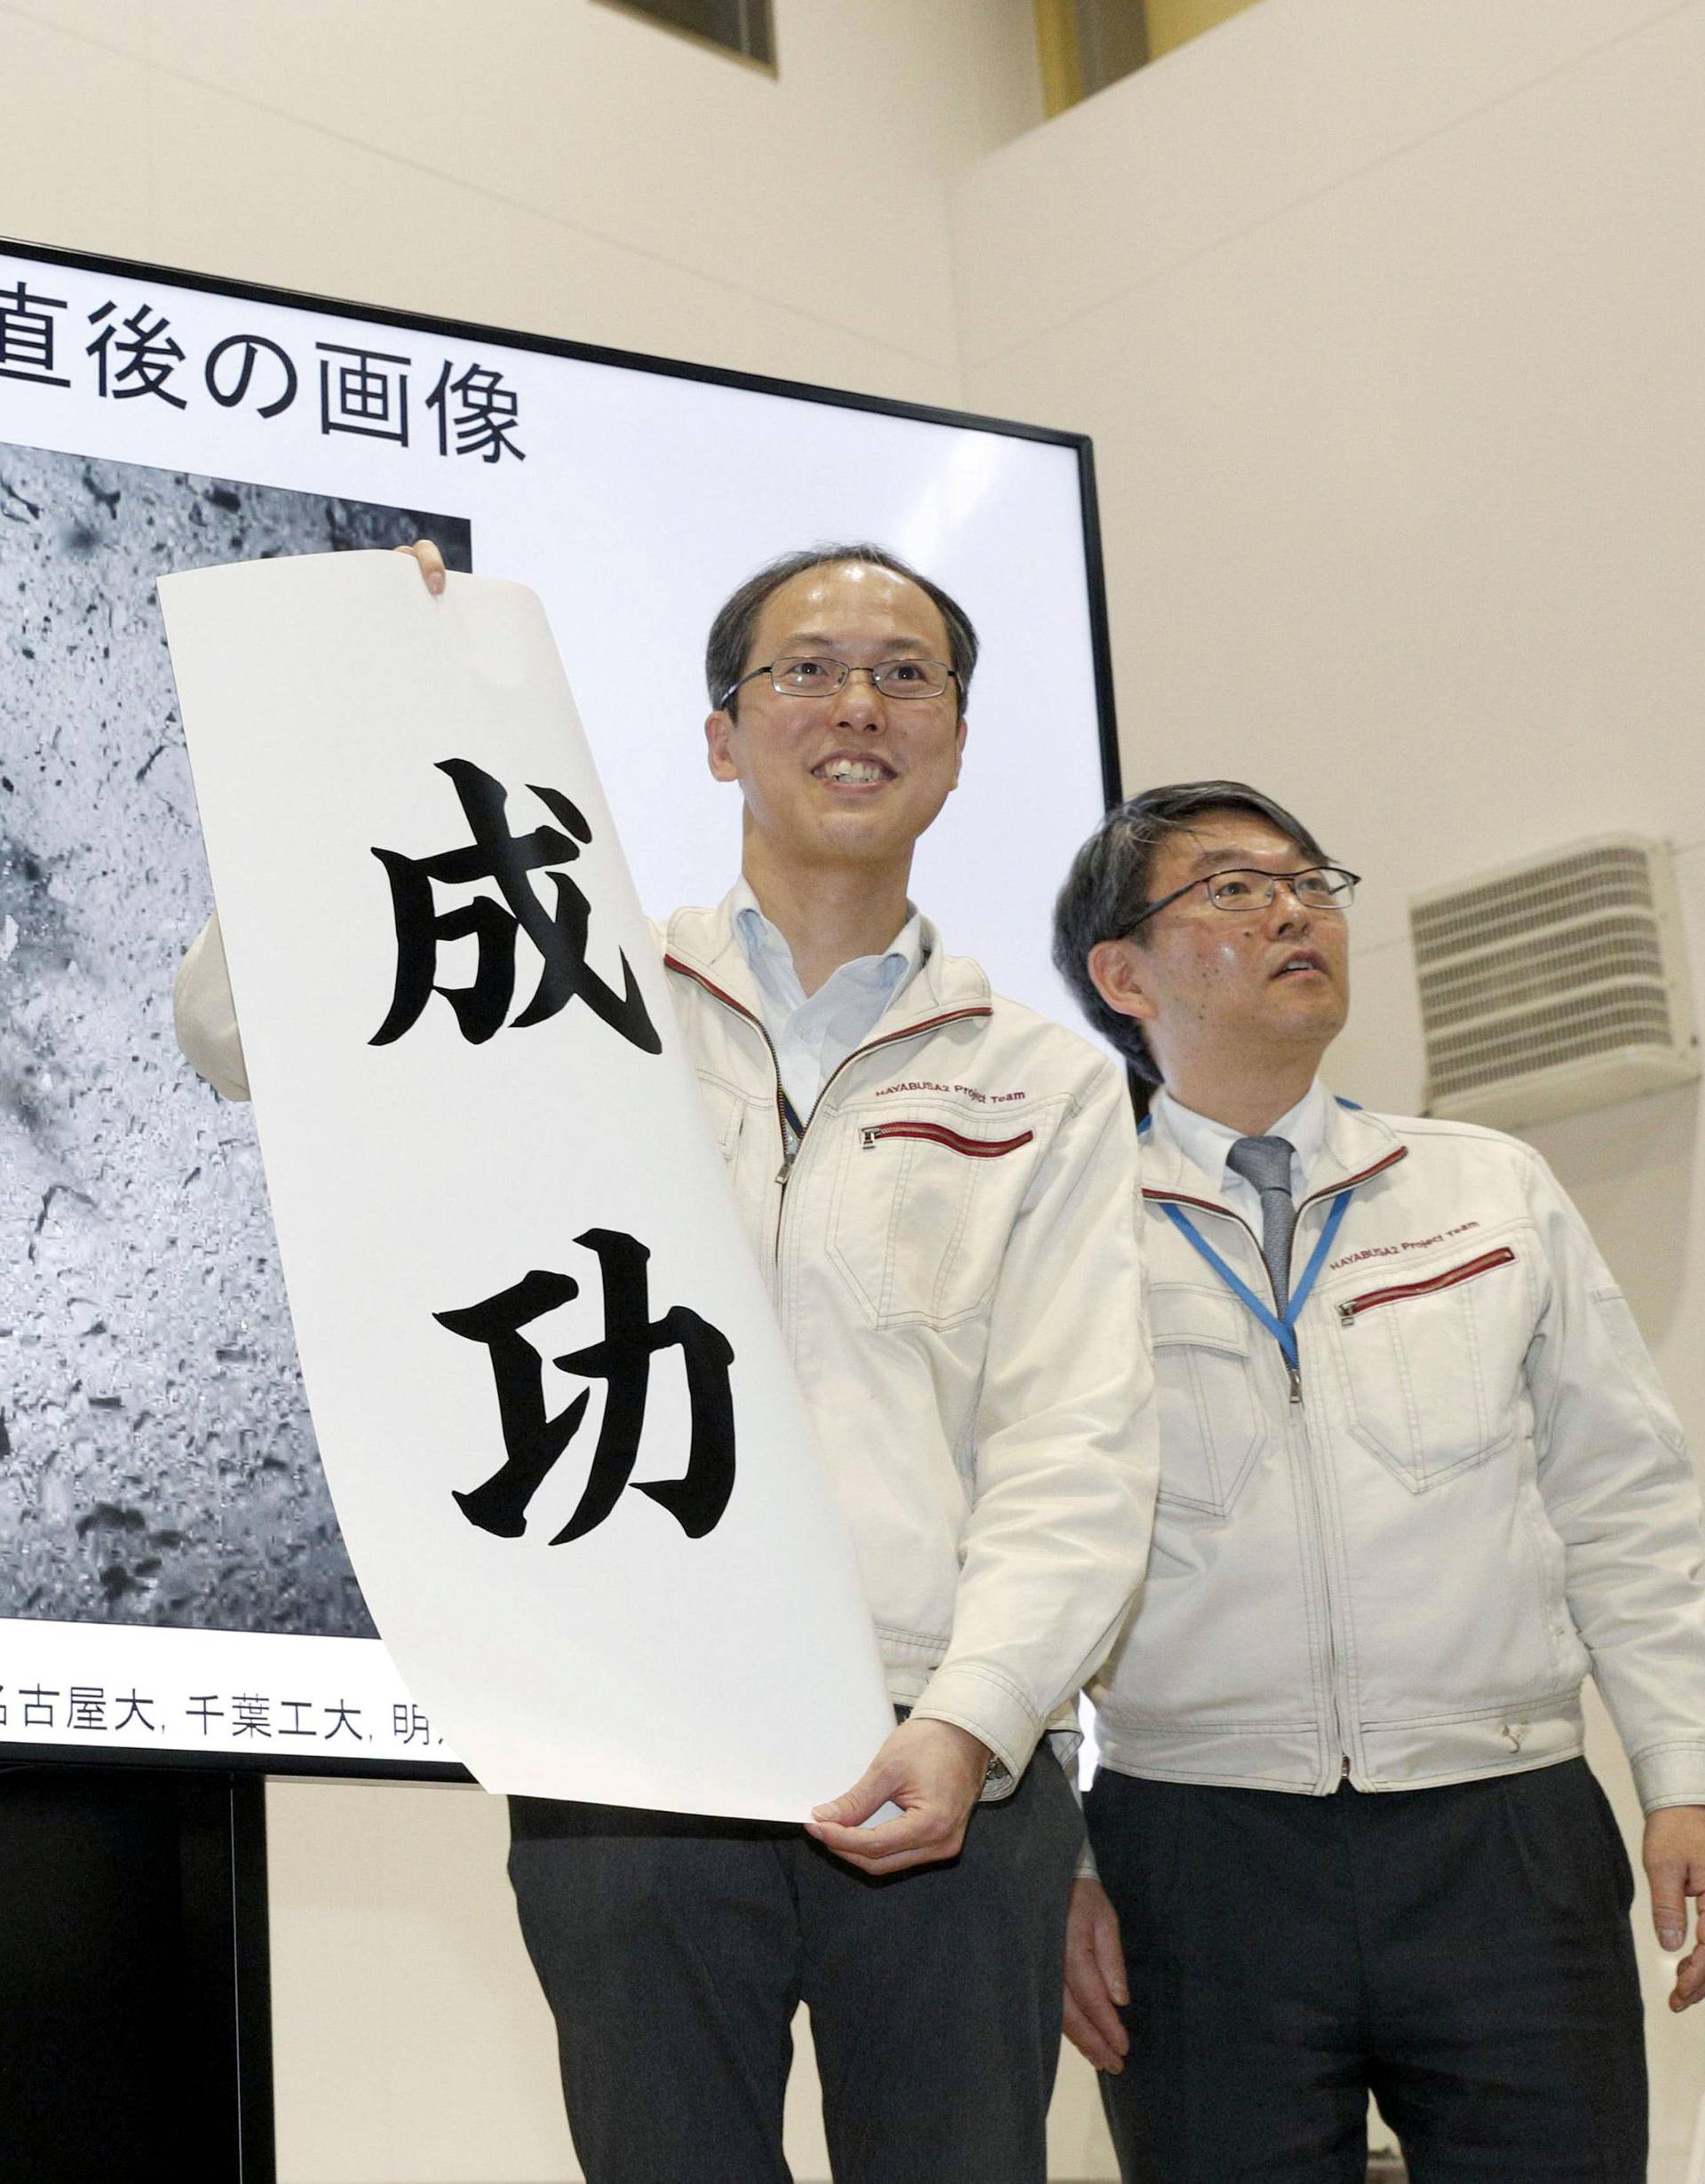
[{"xmin": 174, "ymin": 538, "xmax": 1156, "ymax": 2183}]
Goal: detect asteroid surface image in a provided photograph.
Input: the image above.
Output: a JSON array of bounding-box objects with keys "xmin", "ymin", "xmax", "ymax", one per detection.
[{"xmin": 0, "ymin": 444, "xmax": 471, "ymax": 1634}]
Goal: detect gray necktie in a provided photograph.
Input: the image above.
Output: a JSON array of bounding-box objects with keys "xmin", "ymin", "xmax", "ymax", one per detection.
[{"xmin": 1226, "ymin": 1135, "xmax": 1297, "ymax": 1316}]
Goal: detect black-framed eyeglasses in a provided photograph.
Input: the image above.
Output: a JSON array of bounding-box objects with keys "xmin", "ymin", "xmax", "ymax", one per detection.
[
  {"xmin": 718, "ymin": 656, "xmax": 958, "ymax": 709},
  {"xmin": 1124, "ymin": 866, "xmax": 1360, "ymax": 931}
]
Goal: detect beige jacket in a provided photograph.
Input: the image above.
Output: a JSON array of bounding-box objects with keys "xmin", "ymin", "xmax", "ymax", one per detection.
[
  {"xmin": 175, "ymin": 895, "xmax": 1159, "ymax": 1781},
  {"xmin": 1090, "ymin": 1095, "xmax": 1705, "ymax": 1811}
]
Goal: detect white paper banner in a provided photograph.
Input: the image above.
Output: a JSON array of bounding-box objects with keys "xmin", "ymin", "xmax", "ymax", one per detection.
[{"xmin": 158, "ymin": 550, "xmax": 893, "ymax": 1819}]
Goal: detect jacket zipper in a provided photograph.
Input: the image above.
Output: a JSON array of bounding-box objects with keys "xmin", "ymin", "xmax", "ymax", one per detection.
[
  {"xmin": 1336, "ymin": 1246, "xmax": 1515, "ymax": 1325},
  {"xmin": 1145, "ymin": 1148, "xmax": 1409, "ymax": 1790},
  {"xmin": 661, "ymin": 959, "xmax": 791, "ymax": 1168},
  {"xmin": 662, "ymin": 954, "xmax": 992, "ymax": 1255},
  {"xmin": 1281, "ymin": 1343, "xmax": 1351, "ymax": 1783},
  {"xmin": 1294, "ymin": 1168, "xmax": 1414, "ymax": 1787},
  {"xmin": 860, "ymin": 1120, "xmax": 1034, "ymax": 1159}
]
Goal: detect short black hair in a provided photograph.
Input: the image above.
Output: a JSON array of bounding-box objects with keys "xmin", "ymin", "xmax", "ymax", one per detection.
[
  {"xmin": 704, "ymin": 542, "xmax": 979, "ymax": 719},
  {"xmin": 1051, "ymin": 780, "xmax": 1332, "ymax": 1083}
]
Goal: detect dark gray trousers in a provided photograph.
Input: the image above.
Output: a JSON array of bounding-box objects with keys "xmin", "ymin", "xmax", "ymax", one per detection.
[
  {"xmin": 1089, "ymin": 1759, "xmax": 1647, "ymax": 2183},
  {"xmin": 508, "ymin": 1745, "xmax": 1082, "ymax": 2184}
]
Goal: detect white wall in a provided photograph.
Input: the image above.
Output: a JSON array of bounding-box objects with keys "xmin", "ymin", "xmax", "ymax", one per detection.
[
  {"xmin": 955, "ymin": 0, "xmax": 1705, "ymax": 2170},
  {"xmin": 0, "ymin": 0, "xmax": 1040, "ymax": 408}
]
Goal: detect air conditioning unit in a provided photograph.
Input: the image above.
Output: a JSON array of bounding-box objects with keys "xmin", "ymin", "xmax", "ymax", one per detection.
[{"xmin": 1411, "ymin": 835, "xmax": 1699, "ymax": 1131}]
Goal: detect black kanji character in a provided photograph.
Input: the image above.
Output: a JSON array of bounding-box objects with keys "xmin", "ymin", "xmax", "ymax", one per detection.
[
  {"xmin": 231, "ymin": 1694, "xmax": 272, "ymax": 1737},
  {"xmin": 86, "ymin": 302, "xmax": 187, "ymax": 407},
  {"xmin": 316, "ymin": 341, "xmax": 409, "ymax": 444},
  {"xmin": 392, "ymin": 1704, "xmax": 431, "ymax": 1745},
  {"xmin": 67, "ymin": 1687, "xmax": 106, "ymax": 1730},
  {"xmin": 0, "ymin": 282, "xmax": 69, "ymax": 387},
  {"xmin": 426, "ymin": 360, "xmax": 526, "ymax": 463},
  {"xmin": 370, "ymin": 759, "xmax": 660, "ymax": 1053},
  {"xmin": 439, "ymin": 1229, "xmax": 735, "ymax": 1546},
  {"xmin": 323, "ymin": 1700, "xmax": 363, "ymax": 1744}
]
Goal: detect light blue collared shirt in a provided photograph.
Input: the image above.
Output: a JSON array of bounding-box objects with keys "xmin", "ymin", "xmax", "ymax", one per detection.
[
  {"xmin": 1154, "ymin": 1078, "xmax": 1331, "ymax": 1223},
  {"xmin": 730, "ymin": 877, "xmax": 926, "ymax": 1123}
]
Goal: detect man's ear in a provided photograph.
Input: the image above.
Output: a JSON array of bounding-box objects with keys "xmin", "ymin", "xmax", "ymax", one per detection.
[
  {"xmin": 949, "ymin": 712, "xmax": 968, "ymax": 788},
  {"xmin": 705, "ymin": 708, "xmax": 740, "ymax": 783},
  {"xmin": 1087, "ymin": 937, "xmax": 1157, "ymax": 1027}
]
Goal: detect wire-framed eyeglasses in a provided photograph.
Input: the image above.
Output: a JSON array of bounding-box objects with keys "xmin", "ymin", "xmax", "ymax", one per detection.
[
  {"xmin": 1125, "ymin": 866, "xmax": 1360, "ymax": 931},
  {"xmin": 718, "ymin": 656, "xmax": 958, "ymax": 709}
]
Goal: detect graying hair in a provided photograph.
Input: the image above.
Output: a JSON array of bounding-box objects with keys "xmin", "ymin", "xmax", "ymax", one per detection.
[
  {"xmin": 1052, "ymin": 780, "xmax": 1330, "ymax": 1083},
  {"xmin": 704, "ymin": 542, "xmax": 978, "ymax": 718}
]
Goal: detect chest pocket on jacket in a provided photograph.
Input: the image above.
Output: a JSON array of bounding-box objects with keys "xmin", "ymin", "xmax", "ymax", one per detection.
[
  {"xmin": 1331, "ymin": 1243, "xmax": 1527, "ymax": 1492},
  {"xmin": 1148, "ymin": 1283, "xmax": 1269, "ymax": 1517},
  {"xmin": 826, "ymin": 1110, "xmax": 1040, "ymax": 1329}
]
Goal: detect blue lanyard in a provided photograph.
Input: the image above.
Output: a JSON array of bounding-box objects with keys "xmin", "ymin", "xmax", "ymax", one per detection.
[{"xmin": 1160, "ymin": 1188, "xmax": 1354, "ymax": 1373}]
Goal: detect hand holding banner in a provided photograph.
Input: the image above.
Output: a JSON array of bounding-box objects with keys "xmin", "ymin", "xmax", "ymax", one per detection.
[{"xmin": 159, "ymin": 550, "xmax": 893, "ymax": 1819}]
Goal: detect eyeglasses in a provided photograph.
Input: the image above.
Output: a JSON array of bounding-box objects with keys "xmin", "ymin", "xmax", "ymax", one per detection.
[
  {"xmin": 1125, "ymin": 866, "xmax": 1360, "ymax": 931},
  {"xmin": 718, "ymin": 656, "xmax": 958, "ymax": 709}
]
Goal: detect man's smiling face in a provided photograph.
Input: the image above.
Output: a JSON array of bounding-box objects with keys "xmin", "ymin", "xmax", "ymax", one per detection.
[{"xmin": 703, "ymin": 560, "xmax": 966, "ymax": 874}]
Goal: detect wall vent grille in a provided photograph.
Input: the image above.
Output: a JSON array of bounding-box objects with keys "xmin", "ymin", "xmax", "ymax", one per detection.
[{"xmin": 1411, "ymin": 835, "xmax": 1697, "ymax": 1130}]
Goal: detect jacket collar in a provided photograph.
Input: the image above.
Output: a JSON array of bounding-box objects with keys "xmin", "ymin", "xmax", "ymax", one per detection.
[
  {"xmin": 1309, "ymin": 1095, "xmax": 1409, "ymax": 1202},
  {"xmin": 1154, "ymin": 1080, "xmax": 1330, "ymax": 1199},
  {"xmin": 1142, "ymin": 1088, "xmax": 1408, "ymax": 1219},
  {"xmin": 662, "ymin": 884, "xmax": 990, "ymax": 1031}
]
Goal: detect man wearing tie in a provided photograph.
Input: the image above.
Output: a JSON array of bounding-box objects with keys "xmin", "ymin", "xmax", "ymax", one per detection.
[{"xmin": 1051, "ymin": 779, "xmax": 1705, "ymax": 2182}]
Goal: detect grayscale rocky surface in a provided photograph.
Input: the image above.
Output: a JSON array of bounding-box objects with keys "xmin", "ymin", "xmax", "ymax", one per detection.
[{"xmin": 0, "ymin": 445, "xmax": 470, "ymax": 1634}]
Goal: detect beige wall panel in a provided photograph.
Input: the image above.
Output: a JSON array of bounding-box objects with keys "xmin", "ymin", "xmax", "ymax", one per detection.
[
  {"xmin": 266, "ymin": 1779, "xmax": 575, "ymax": 2184},
  {"xmin": 0, "ymin": 12, "xmax": 168, "ymax": 267},
  {"xmin": 4, "ymin": 0, "xmax": 1040, "ymax": 385},
  {"xmin": 950, "ymin": 0, "xmax": 1689, "ymax": 372},
  {"xmin": 0, "ymin": 14, "xmax": 976, "ymax": 404},
  {"xmin": 962, "ymin": 4, "xmax": 1705, "ymax": 955}
]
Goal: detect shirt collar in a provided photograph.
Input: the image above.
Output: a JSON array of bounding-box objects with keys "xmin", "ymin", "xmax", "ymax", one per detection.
[
  {"xmin": 1154, "ymin": 1078, "xmax": 1332, "ymax": 1198},
  {"xmin": 729, "ymin": 874, "xmax": 925, "ymax": 1001}
]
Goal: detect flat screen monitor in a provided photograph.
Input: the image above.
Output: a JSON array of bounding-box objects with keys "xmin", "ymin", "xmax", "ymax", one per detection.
[{"xmin": 0, "ymin": 237, "xmax": 1120, "ymax": 1776}]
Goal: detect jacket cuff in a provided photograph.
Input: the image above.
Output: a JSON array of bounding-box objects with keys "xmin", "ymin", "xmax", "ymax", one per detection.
[
  {"xmin": 1632, "ymin": 1744, "xmax": 1705, "ymax": 1812},
  {"xmin": 909, "ymin": 1662, "xmax": 1043, "ymax": 1790}
]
